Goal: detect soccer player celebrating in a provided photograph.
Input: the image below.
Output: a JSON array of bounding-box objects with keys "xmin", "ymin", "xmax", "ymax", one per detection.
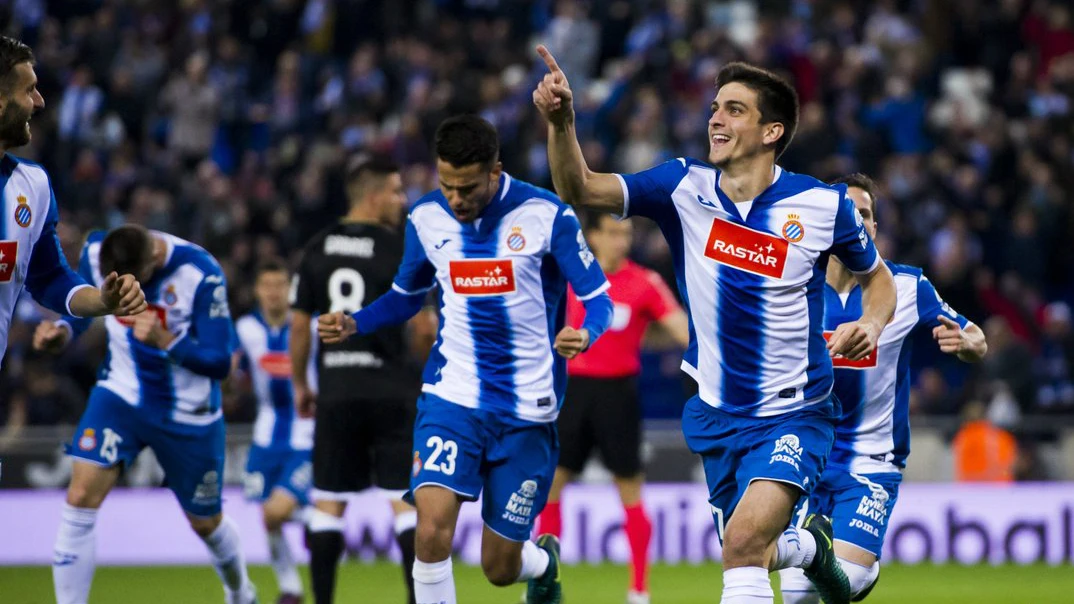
[
  {"xmin": 290, "ymin": 156, "xmax": 431, "ymax": 604},
  {"xmin": 233, "ymin": 260, "xmax": 315, "ymax": 604},
  {"xmin": 318, "ymin": 115, "xmax": 614, "ymax": 604},
  {"xmin": 533, "ymin": 46, "xmax": 897, "ymax": 604},
  {"xmin": 35, "ymin": 225, "xmax": 256, "ymax": 604},
  {"xmin": 0, "ymin": 35, "xmax": 146, "ymax": 367},
  {"xmin": 778, "ymin": 174, "xmax": 987, "ymax": 603},
  {"xmin": 536, "ymin": 212, "xmax": 689, "ymax": 604}
]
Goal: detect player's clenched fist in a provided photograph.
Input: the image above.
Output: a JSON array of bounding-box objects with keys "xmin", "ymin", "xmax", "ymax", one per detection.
[
  {"xmin": 131, "ymin": 310, "xmax": 173, "ymax": 349},
  {"xmin": 554, "ymin": 326, "xmax": 590, "ymax": 359},
  {"xmin": 33, "ymin": 320, "xmax": 70, "ymax": 354},
  {"xmin": 100, "ymin": 271, "xmax": 148, "ymax": 316},
  {"xmin": 318, "ymin": 311, "xmax": 357, "ymax": 344},
  {"xmin": 533, "ymin": 45, "xmax": 574, "ymax": 127},
  {"xmin": 827, "ymin": 318, "xmax": 882, "ymax": 361},
  {"xmin": 933, "ymin": 315, "xmax": 968, "ymax": 354}
]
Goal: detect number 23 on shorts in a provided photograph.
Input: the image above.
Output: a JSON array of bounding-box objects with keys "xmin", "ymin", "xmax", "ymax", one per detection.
[{"xmin": 419, "ymin": 435, "xmax": 458, "ymax": 476}]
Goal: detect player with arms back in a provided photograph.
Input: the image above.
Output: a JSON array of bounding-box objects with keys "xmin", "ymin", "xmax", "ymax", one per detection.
[
  {"xmin": 0, "ymin": 35, "xmax": 146, "ymax": 367},
  {"xmin": 536, "ymin": 211, "xmax": 689, "ymax": 604},
  {"xmin": 318, "ymin": 115, "xmax": 614, "ymax": 604},
  {"xmin": 779, "ymin": 174, "xmax": 987, "ymax": 603},
  {"xmin": 233, "ymin": 260, "xmax": 315, "ymax": 604},
  {"xmin": 35, "ymin": 225, "xmax": 255, "ymax": 604},
  {"xmin": 290, "ymin": 156, "xmax": 427, "ymax": 604},
  {"xmin": 533, "ymin": 46, "xmax": 897, "ymax": 604}
]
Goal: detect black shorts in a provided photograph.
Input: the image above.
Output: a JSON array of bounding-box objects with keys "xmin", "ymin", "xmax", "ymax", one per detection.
[
  {"xmin": 557, "ymin": 376, "xmax": 642, "ymax": 478},
  {"xmin": 312, "ymin": 397, "xmax": 415, "ymax": 496}
]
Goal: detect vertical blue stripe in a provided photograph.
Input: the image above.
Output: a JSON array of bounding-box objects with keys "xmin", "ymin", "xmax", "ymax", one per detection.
[
  {"xmin": 462, "ymin": 224, "xmax": 517, "ymax": 411},
  {"xmin": 716, "ymin": 264, "xmax": 766, "ymax": 413},
  {"xmin": 804, "ymin": 263, "xmax": 834, "ymax": 401},
  {"xmin": 538, "ymin": 254, "xmax": 568, "ymax": 406},
  {"xmin": 891, "ymin": 338, "xmax": 914, "ymax": 467}
]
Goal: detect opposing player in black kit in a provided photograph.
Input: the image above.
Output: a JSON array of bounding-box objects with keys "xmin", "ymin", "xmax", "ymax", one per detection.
[{"xmin": 290, "ymin": 156, "xmax": 433, "ymax": 604}]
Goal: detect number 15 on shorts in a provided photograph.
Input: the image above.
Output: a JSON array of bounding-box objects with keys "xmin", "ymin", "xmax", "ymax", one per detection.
[{"xmin": 416, "ymin": 435, "xmax": 458, "ymax": 476}]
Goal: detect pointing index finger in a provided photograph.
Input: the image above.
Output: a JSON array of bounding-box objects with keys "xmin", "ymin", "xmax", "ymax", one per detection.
[
  {"xmin": 537, "ymin": 45, "xmax": 561, "ymax": 74},
  {"xmin": 937, "ymin": 315, "xmax": 959, "ymax": 328}
]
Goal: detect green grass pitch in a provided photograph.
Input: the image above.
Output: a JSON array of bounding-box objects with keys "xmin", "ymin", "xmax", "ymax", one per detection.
[{"xmin": 3, "ymin": 562, "xmax": 1071, "ymax": 603}]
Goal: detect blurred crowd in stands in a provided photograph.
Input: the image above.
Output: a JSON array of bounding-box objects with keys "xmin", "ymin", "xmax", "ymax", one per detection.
[{"xmin": 0, "ymin": 0, "xmax": 1072, "ymax": 478}]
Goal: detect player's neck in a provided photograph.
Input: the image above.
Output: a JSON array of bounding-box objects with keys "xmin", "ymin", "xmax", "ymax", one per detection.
[
  {"xmin": 717, "ymin": 155, "xmax": 776, "ymax": 203},
  {"xmin": 341, "ymin": 205, "xmax": 384, "ymax": 227},
  {"xmin": 598, "ymin": 254, "xmax": 624, "ymax": 274},
  {"xmin": 826, "ymin": 257, "xmax": 856, "ymax": 293},
  {"xmin": 262, "ymin": 308, "xmax": 289, "ymax": 328}
]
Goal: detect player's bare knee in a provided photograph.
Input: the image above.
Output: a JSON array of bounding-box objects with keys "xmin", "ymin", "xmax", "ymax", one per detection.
[
  {"xmin": 188, "ymin": 514, "xmax": 222, "ymax": 538},
  {"xmin": 414, "ymin": 521, "xmax": 453, "ymax": 560},
  {"xmin": 65, "ymin": 483, "xmax": 105, "ymax": 509},
  {"xmin": 262, "ymin": 509, "xmax": 287, "ymax": 532}
]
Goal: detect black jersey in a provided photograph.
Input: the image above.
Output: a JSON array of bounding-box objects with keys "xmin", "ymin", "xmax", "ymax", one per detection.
[{"xmin": 292, "ymin": 221, "xmax": 413, "ymax": 401}]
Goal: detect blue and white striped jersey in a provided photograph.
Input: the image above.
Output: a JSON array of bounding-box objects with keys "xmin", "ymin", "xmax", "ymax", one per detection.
[
  {"xmin": 619, "ymin": 159, "xmax": 880, "ymax": 416},
  {"xmin": 824, "ymin": 261, "xmax": 971, "ymax": 473},
  {"xmin": 234, "ymin": 311, "xmax": 314, "ymax": 451},
  {"xmin": 0, "ymin": 154, "xmax": 91, "ymax": 366},
  {"xmin": 392, "ymin": 173, "xmax": 611, "ymax": 423},
  {"xmin": 66, "ymin": 231, "xmax": 234, "ymax": 429}
]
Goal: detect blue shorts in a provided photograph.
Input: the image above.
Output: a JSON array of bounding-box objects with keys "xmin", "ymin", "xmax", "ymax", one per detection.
[
  {"xmin": 66, "ymin": 387, "xmax": 226, "ymax": 517},
  {"xmin": 681, "ymin": 395, "xmax": 836, "ymax": 540},
  {"xmin": 244, "ymin": 446, "xmax": 312, "ymax": 506},
  {"xmin": 796, "ymin": 467, "xmax": 901, "ymax": 558},
  {"xmin": 405, "ymin": 394, "xmax": 558, "ymax": 542}
]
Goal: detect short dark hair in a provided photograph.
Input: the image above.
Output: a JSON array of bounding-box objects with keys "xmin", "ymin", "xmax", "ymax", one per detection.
[
  {"xmin": 715, "ymin": 62, "xmax": 799, "ymax": 158},
  {"xmin": 0, "ymin": 36, "xmax": 33, "ymax": 93},
  {"xmin": 255, "ymin": 258, "xmax": 289, "ymax": 279},
  {"xmin": 830, "ymin": 173, "xmax": 879, "ymax": 217},
  {"xmin": 434, "ymin": 115, "xmax": 499, "ymax": 169},
  {"xmin": 346, "ymin": 154, "xmax": 400, "ymax": 201},
  {"xmin": 99, "ymin": 225, "xmax": 153, "ymax": 277}
]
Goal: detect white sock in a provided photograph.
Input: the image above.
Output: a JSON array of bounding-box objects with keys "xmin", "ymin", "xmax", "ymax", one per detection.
[
  {"xmin": 268, "ymin": 529, "xmax": 303, "ymax": 596},
  {"xmin": 772, "ymin": 526, "xmax": 816, "ymax": 570},
  {"xmin": 721, "ymin": 566, "xmax": 773, "ymax": 603},
  {"xmin": 778, "ymin": 567, "xmax": 820, "ymax": 604},
  {"xmin": 53, "ymin": 504, "xmax": 98, "ymax": 604},
  {"xmin": 309, "ymin": 507, "xmax": 346, "ymax": 533},
  {"xmin": 516, "ymin": 539, "xmax": 550, "ymax": 582},
  {"xmin": 413, "ymin": 558, "xmax": 455, "ymax": 604},
  {"xmin": 841, "ymin": 559, "xmax": 880, "ymax": 598},
  {"xmin": 201, "ymin": 516, "xmax": 255, "ymax": 602},
  {"xmin": 394, "ymin": 509, "xmax": 418, "ymax": 534}
]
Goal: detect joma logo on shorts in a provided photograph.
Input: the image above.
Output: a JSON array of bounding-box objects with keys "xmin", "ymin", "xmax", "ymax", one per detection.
[{"xmin": 770, "ymin": 434, "xmax": 803, "ymax": 470}]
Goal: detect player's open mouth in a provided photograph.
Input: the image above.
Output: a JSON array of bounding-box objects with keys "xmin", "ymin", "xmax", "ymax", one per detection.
[{"xmin": 711, "ymin": 134, "xmax": 731, "ymax": 146}]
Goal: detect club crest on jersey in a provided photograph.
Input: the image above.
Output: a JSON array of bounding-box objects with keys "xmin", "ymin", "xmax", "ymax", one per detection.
[
  {"xmin": 0, "ymin": 240, "xmax": 17, "ymax": 282},
  {"xmin": 823, "ymin": 331, "xmax": 879, "ymax": 369},
  {"xmin": 14, "ymin": 195, "xmax": 31, "ymax": 228},
  {"xmin": 506, "ymin": 226, "xmax": 526, "ymax": 251},
  {"xmin": 449, "ymin": 259, "xmax": 516, "ymax": 296},
  {"xmin": 78, "ymin": 428, "xmax": 97, "ymax": 451},
  {"xmin": 258, "ymin": 351, "xmax": 293, "ymax": 379},
  {"xmin": 781, "ymin": 213, "xmax": 805, "ymax": 243},
  {"xmin": 704, "ymin": 217, "xmax": 788, "ymax": 279},
  {"xmin": 163, "ymin": 284, "xmax": 178, "ymax": 306}
]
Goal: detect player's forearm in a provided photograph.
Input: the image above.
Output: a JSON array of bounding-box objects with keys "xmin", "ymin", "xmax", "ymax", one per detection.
[
  {"xmin": 289, "ymin": 314, "xmax": 312, "ymax": 388},
  {"xmin": 660, "ymin": 310, "xmax": 691, "ymax": 349},
  {"xmin": 547, "ymin": 122, "xmax": 623, "ymax": 212},
  {"xmin": 166, "ymin": 334, "xmax": 232, "ymax": 380},
  {"xmin": 958, "ymin": 324, "xmax": 988, "ymax": 363},
  {"xmin": 579, "ymin": 290, "xmax": 614, "ymax": 347},
  {"xmin": 353, "ymin": 288, "xmax": 425, "ymax": 335},
  {"xmin": 66, "ymin": 285, "xmax": 108, "ymax": 317},
  {"xmin": 857, "ymin": 263, "xmax": 896, "ymax": 333}
]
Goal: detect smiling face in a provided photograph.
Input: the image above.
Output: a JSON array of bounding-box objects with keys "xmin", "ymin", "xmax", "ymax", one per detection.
[
  {"xmin": 0, "ymin": 62, "xmax": 44, "ymax": 149},
  {"xmin": 707, "ymin": 81, "xmax": 784, "ymax": 169},
  {"xmin": 436, "ymin": 159, "xmax": 502, "ymax": 223}
]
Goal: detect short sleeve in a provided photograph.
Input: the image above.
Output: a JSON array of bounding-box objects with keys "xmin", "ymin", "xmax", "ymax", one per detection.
[
  {"xmin": 617, "ymin": 158, "xmax": 690, "ymax": 221},
  {"xmin": 916, "ymin": 273, "xmax": 971, "ymax": 331},
  {"xmin": 830, "ymin": 187, "xmax": 880, "ymax": 274}
]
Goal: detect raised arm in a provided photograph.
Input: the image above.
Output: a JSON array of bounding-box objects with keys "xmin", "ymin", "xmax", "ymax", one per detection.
[{"xmin": 533, "ymin": 45, "xmax": 626, "ymax": 213}]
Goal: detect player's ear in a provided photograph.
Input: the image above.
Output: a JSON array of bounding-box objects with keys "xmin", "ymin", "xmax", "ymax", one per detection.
[
  {"xmin": 489, "ymin": 161, "xmax": 503, "ymax": 183},
  {"xmin": 763, "ymin": 122, "xmax": 784, "ymax": 148}
]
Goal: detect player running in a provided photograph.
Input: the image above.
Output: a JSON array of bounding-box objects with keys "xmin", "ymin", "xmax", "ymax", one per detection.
[
  {"xmin": 533, "ymin": 46, "xmax": 897, "ymax": 604},
  {"xmin": 233, "ymin": 260, "xmax": 315, "ymax": 604},
  {"xmin": 536, "ymin": 212, "xmax": 689, "ymax": 604},
  {"xmin": 36, "ymin": 225, "xmax": 256, "ymax": 604},
  {"xmin": 0, "ymin": 35, "xmax": 146, "ymax": 367},
  {"xmin": 290, "ymin": 155, "xmax": 432, "ymax": 604},
  {"xmin": 318, "ymin": 115, "xmax": 614, "ymax": 604},
  {"xmin": 778, "ymin": 174, "xmax": 987, "ymax": 603}
]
